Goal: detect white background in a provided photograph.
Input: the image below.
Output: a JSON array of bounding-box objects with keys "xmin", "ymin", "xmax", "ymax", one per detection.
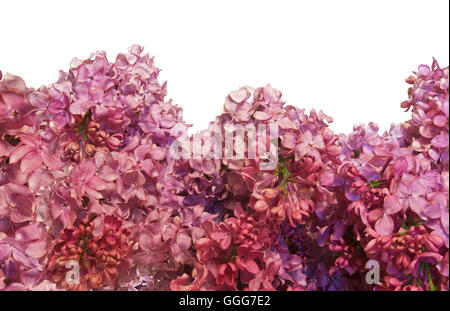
[{"xmin": 1, "ymin": 0, "xmax": 449, "ymax": 135}]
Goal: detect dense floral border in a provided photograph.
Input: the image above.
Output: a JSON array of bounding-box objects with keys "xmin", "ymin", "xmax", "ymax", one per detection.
[{"xmin": 0, "ymin": 45, "xmax": 448, "ymax": 291}]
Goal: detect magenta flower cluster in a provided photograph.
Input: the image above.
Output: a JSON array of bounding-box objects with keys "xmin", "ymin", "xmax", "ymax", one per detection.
[{"xmin": 0, "ymin": 46, "xmax": 448, "ymax": 291}]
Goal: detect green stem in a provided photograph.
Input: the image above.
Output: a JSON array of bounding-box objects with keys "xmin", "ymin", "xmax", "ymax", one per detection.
[
  {"xmin": 280, "ymin": 157, "xmax": 291, "ymax": 195},
  {"xmin": 424, "ymin": 263, "xmax": 437, "ymax": 291}
]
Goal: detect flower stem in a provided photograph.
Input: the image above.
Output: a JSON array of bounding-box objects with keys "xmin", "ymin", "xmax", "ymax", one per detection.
[{"xmin": 424, "ymin": 262, "xmax": 437, "ymax": 291}]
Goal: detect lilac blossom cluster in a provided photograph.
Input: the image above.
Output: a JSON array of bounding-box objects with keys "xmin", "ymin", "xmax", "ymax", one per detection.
[{"xmin": 0, "ymin": 46, "xmax": 448, "ymax": 291}]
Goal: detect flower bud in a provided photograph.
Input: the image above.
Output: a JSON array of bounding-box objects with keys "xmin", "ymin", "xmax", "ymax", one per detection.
[
  {"xmin": 351, "ymin": 179, "xmax": 367, "ymax": 194},
  {"xmin": 292, "ymin": 210, "xmax": 308, "ymax": 225},
  {"xmin": 254, "ymin": 200, "xmax": 269, "ymax": 213},
  {"xmin": 341, "ymin": 164, "xmax": 360, "ymax": 179},
  {"xmin": 107, "ymin": 134, "xmax": 123, "ymax": 150},
  {"xmin": 400, "ymin": 100, "xmax": 411, "ymax": 110},
  {"xmin": 326, "ymin": 144, "xmax": 341, "ymax": 158},
  {"xmin": 87, "ymin": 272, "xmax": 103, "ymax": 289},
  {"xmin": 303, "ymin": 155, "xmax": 321, "ymax": 173},
  {"xmin": 320, "ymin": 127, "xmax": 335, "ymax": 143},
  {"xmin": 84, "ymin": 143, "xmax": 96, "ymax": 156},
  {"xmin": 347, "ymin": 200, "xmax": 365, "ymax": 217},
  {"xmin": 62, "ymin": 141, "xmax": 81, "ymax": 162},
  {"xmin": 270, "ymin": 205, "xmax": 285, "ymax": 223},
  {"xmin": 405, "ymin": 75, "xmax": 416, "ymax": 84},
  {"xmin": 299, "ymin": 199, "xmax": 314, "ymax": 213},
  {"xmin": 263, "ymin": 188, "xmax": 279, "ymax": 200}
]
